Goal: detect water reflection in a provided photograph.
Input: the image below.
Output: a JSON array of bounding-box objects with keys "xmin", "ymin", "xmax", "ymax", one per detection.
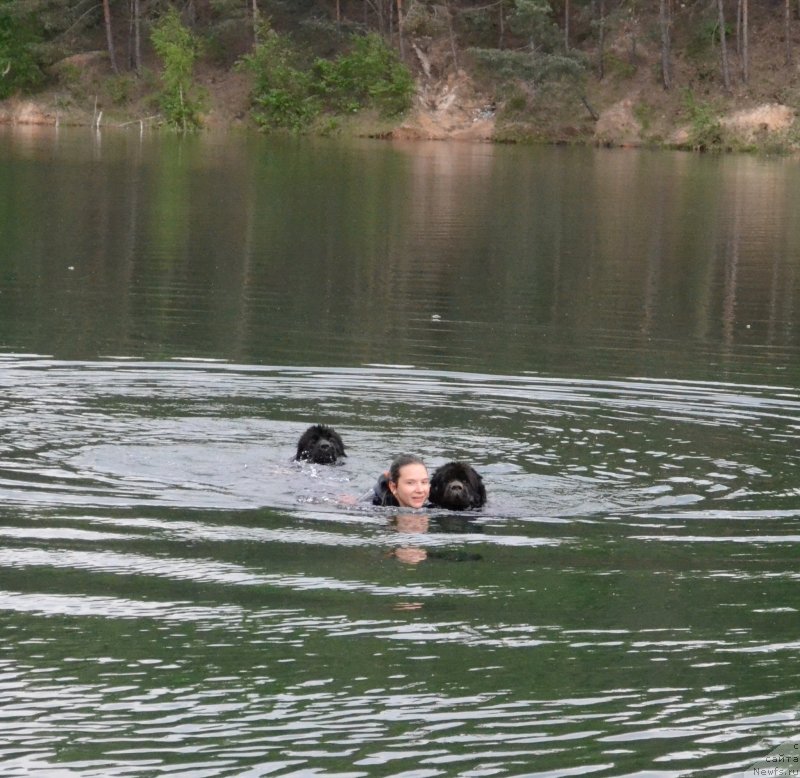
[{"xmin": 1, "ymin": 128, "xmax": 800, "ymax": 383}]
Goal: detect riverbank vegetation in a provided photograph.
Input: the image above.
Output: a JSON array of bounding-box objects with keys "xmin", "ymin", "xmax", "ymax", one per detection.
[
  {"xmin": 2, "ymin": 0, "xmax": 800, "ymax": 150},
  {"xmin": 238, "ymin": 26, "xmax": 413, "ymax": 131}
]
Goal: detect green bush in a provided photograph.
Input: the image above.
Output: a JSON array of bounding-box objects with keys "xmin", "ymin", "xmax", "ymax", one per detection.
[
  {"xmin": 314, "ymin": 33, "xmax": 414, "ymax": 116},
  {"xmin": 238, "ymin": 27, "xmax": 320, "ymax": 131},
  {"xmin": 240, "ymin": 29, "xmax": 413, "ymax": 131},
  {"xmin": 0, "ymin": 9, "xmax": 44, "ymax": 99},
  {"xmin": 151, "ymin": 9, "xmax": 206, "ymax": 130},
  {"xmin": 632, "ymin": 101, "xmax": 654, "ymax": 131},
  {"xmin": 683, "ymin": 91, "xmax": 723, "ymax": 150},
  {"xmin": 107, "ymin": 74, "xmax": 136, "ymax": 105},
  {"xmin": 500, "ymin": 87, "xmax": 530, "ymax": 118},
  {"xmin": 604, "ymin": 52, "xmax": 636, "ymax": 79}
]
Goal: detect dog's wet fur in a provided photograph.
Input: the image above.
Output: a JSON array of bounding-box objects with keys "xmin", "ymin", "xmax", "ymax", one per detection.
[
  {"xmin": 295, "ymin": 424, "xmax": 346, "ymax": 465},
  {"xmin": 428, "ymin": 461, "xmax": 487, "ymax": 511}
]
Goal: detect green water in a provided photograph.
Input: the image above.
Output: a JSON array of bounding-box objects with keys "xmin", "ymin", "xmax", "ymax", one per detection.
[{"xmin": 0, "ymin": 126, "xmax": 799, "ymax": 777}]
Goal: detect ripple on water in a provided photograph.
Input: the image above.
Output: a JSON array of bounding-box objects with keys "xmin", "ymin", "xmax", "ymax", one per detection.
[{"xmin": 1, "ymin": 357, "xmax": 800, "ymax": 775}]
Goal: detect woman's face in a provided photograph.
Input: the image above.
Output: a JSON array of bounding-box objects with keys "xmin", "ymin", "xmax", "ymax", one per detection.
[{"xmin": 389, "ymin": 463, "xmax": 430, "ymax": 509}]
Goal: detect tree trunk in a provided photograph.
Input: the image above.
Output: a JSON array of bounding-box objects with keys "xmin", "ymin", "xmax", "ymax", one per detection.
[
  {"xmin": 564, "ymin": 0, "xmax": 570, "ymax": 51},
  {"xmin": 741, "ymin": 0, "xmax": 748, "ymax": 83},
  {"xmin": 786, "ymin": 0, "xmax": 792, "ymax": 65},
  {"xmin": 659, "ymin": 0, "xmax": 671, "ymax": 89},
  {"xmin": 718, "ymin": 0, "xmax": 731, "ymax": 92},
  {"xmin": 736, "ymin": 0, "xmax": 742, "ymax": 55},
  {"xmin": 445, "ymin": 0, "xmax": 459, "ymax": 69},
  {"xmin": 133, "ymin": 0, "xmax": 141, "ymax": 73},
  {"xmin": 397, "ymin": 0, "xmax": 404, "ymax": 58},
  {"xmin": 252, "ymin": 0, "xmax": 260, "ymax": 43},
  {"xmin": 127, "ymin": 0, "xmax": 133, "ymax": 70},
  {"xmin": 498, "ymin": 0, "xmax": 505, "ymax": 48},
  {"xmin": 102, "ymin": 0, "xmax": 119, "ymax": 74},
  {"xmin": 597, "ymin": 0, "xmax": 605, "ymax": 79}
]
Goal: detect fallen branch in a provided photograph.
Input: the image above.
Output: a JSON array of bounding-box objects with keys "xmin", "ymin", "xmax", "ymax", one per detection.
[
  {"xmin": 117, "ymin": 115, "xmax": 160, "ymax": 127},
  {"xmin": 581, "ymin": 95, "xmax": 599, "ymax": 121}
]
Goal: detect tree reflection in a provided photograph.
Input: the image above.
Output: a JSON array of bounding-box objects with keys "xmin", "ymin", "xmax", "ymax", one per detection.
[{"xmin": 2, "ymin": 130, "xmax": 800, "ymax": 383}]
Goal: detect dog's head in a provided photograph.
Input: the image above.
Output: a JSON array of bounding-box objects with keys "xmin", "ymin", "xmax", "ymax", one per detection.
[
  {"xmin": 429, "ymin": 461, "xmax": 486, "ymax": 510},
  {"xmin": 295, "ymin": 424, "xmax": 346, "ymax": 465}
]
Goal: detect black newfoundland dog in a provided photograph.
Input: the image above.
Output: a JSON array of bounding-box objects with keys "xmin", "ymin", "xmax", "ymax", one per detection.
[
  {"xmin": 294, "ymin": 424, "xmax": 346, "ymax": 465},
  {"xmin": 428, "ymin": 461, "xmax": 487, "ymax": 511}
]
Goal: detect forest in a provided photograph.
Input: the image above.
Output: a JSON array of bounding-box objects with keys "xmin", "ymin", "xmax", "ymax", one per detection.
[{"xmin": 2, "ymin": 0, "xmax": 800, "ymax": 149}]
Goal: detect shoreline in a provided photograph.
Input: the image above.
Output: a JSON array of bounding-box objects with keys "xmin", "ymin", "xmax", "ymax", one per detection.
[{"xmin": 1, "ymin": 91, "xmax": 797, "ymax": 155}]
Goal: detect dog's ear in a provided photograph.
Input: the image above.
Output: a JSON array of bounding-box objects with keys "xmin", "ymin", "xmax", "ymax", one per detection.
[
  {"xmin": 472, "ymin": 471, "xmax": 487, "ymax": 507},
  {"xmin": 332, "ymin": 430, "xmax": 346, "ymax": 456},
  {"xmin": 294, "ymin": 430, "xmax": 309, "ymax": 460},
  {"xmin": 295, "ymin": 425, "xmax": 320, "ymax": 460}
]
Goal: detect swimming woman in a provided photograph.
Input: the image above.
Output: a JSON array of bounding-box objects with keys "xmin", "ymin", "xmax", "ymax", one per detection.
[{"xmin": 372, "ymin": 454, "xmax": 430, "ymax": 509}]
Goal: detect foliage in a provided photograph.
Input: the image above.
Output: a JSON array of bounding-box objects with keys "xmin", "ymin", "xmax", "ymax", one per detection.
[
  {"xmin": 603, "ymin": 51, "xmax": 637, "ymax": 79},
  {"xmin": 151, "ymin": 8, "xmax": 205, "ymax": 130},
  {"xmin": 240, "ymin": 28, "xmax": 413, "ymax": 132},
  {"xmin": 402, "ymin": 2, "xmax": 447, "ymax": 38},
  {"xmin": 238, "ymin": 25, "xmax": 320, "ymax": 131},
  {"xmin": 632, "ymin": 100, "xmax": 654, "ymax": 131},
  {"xmin": 314, "ymin": 34, "xmax": 414, "ymax": 116},
  {"xmin": 469, "ymin": 0, "xmax": 586, "ymax": 103},
  {"xmin": 503, "ymin": 87, "xmax": 530, "ymax": 116},
  {"xmin": 107, "ymin": 74, "xmax": 136, "ymax": 105},
  {"xmin": 683, "ymin": 90, "xmax": 723, "ymax": 150},
  {"xmin": 470, "ymin": 46, "xmax": 586, "ymax": 88},
  {"xmin": 0, "ymin": 4, "xmax": 43, "ymax": 98},
  {"xmin": 507, "ymin": 0, "xmax": 562, "ymax": 51}
]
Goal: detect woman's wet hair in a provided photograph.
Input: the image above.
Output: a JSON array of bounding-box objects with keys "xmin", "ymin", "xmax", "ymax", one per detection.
[{"xmin": 388, "ymin": 454, "xmax": 427, "ymax": 484}]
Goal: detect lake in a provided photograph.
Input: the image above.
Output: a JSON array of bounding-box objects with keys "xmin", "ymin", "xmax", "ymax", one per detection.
[{"xmin": 1, "ymin": 125, "xmax": 800, "ymax": 777}]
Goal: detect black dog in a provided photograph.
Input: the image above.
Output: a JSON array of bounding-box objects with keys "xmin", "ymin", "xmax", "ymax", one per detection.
[
  {"xmin": 294, "ymin": 424, "xmax": 346, "ymax": 465},
  {"xmin": 428, "ymin": 461, "xmax": 486, "ymax": 511}
]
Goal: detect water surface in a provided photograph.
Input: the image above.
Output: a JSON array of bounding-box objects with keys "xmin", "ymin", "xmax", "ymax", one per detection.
[{"xmin": 1, "ymin": 127, "xmax": 800, "ymax": 777}]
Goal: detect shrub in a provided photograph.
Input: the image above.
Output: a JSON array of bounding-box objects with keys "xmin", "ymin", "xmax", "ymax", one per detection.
[
  {"xmin": 238, "ymin": 27, "xmax": 320, "ymax": 131},
  {"xmin": 151, "ymin": 9, "xmax": 205, "ymax": 130},
  {"xmin": 632, "ymin": 101, "xmax": 654, "ymax": 132},
  {"xmin": 314, "ymin": 33, "xmax": 414, "ymax": 117},
  {"xmin": 604, "ymin": 52, "xmax": 636, "ymax": 79},
  {"xmin": 107, "ymin": 74, "xmax": 136, "ymax": 105},
  {"xmin": 0, "ymin": 9, "xmax": 44, "ymax": 98},
  {"xmin": 240, "ymin": 29, "xmax": 413, "ymax": 131},
  {"xmin": 683, "ymin": 91, "xmax": 723, "ymax": 150}
]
